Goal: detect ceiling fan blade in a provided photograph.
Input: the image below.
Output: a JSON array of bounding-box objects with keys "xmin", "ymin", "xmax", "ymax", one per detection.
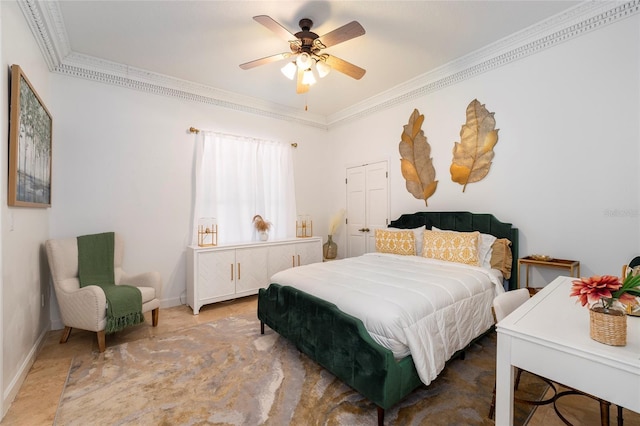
[
  {"xmin": 253, "ymin": 15, "xmax": 296, "ymax": 42},
  {"xmin": 319, "ymin": 21, "xmax": 365, "ymax": 48},
  {"xmin": 325, "ymin": 55, "xmax": 366, "ymax": 80},
  {"xmin": 239, "ymin": 52, "xmax": 291, "ymax": 70},
  {"xmin": 296, "ymin": 68, "xmax": 309, "ymax": 94}
]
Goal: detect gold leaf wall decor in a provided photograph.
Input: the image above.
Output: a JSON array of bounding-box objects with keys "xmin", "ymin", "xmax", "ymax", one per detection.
[
  {"xmin": 450, "ymin": 99, "xmax": 499, "ymax": 192},
  {"xmin": 399, "ymin": 109, "xmax": 438, "ymax": 205}
]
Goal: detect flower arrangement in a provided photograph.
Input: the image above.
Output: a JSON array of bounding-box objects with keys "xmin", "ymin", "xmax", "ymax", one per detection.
[
  {"xmin": 328, "ymin": 209, "xmax": 345, "ymax": 235},
  {"xmin": 571, "ymin": 273, "xmax": 640, "ymax": 310},
  {"xmin": 252, "ymin": 215, "xmax": 271, "ymax": 233}
]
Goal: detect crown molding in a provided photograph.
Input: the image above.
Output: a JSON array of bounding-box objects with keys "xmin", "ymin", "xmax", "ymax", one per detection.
[
  {"xmin": 56, "ymin": 52, "xmax": 329, "ymax": 130},
  {"xmin": 327, "ymin": 0, "xmax": 640, "ymax": 127},
  {"xmin": 18, "ymin": 0, "xmax": 70, "ymax": 69},
  {"xmin": 19, "ymin": 0, "xmax": 639, "ymax": 130}
]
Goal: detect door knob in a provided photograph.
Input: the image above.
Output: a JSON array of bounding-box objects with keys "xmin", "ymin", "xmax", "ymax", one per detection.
[{"xmin": 358, "ymin": 228, "xmax": 371, "ymax": 232}]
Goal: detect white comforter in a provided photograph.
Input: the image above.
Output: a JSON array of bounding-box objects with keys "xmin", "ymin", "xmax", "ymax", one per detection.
[{"xmin": 270, "ymin": 252, "xmax": 504, "ymax": 386}]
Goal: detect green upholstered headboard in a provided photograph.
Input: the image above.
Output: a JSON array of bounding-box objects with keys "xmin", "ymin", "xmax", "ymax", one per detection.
[{"xmin": 388, "ymin": 211, "xmax": 519, "ymax": 290}]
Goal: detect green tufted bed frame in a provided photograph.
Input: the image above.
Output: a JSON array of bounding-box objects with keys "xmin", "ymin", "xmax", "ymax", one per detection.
[{"xmin": 258, "ymin": 211, "xmax": 518, "ymax": 425}]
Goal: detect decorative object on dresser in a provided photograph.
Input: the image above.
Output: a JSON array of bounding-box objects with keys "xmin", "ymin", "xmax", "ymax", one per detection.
[
  {"xmin": 8, "ymin": 64, "xmax": 53, "ymax": 207},
  {"xmin": 399, "ymin": 109, "xmax": 437, "ymax": 205},
  {"xmin": 571, "ymin": 274, "xmax": 640, "ymax": 346},
  {"xmin": 450, "ymin": 99, "xmax": 499, "ymax": 193},
  {"xmin": 252, "ymin": 214, "xmax": 271, "ymax": 241},
  {"xmin": 186, "ymin": 237, "xmax": 322, "ymax": 314},
  {"xmin": 296, "ymin": 215, "xmax": 313, "ymax": 238},
  {"xmin": 197, "ymin": 217, "xmax": 217, "ymax": 247},
  {"xmin": 259, "ymin": 211, "xmax": 519, "ymax": 425}
]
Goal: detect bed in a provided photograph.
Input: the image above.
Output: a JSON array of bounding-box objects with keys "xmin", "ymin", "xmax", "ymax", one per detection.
[{"xmin": 258, "ymin": 211, "xmax": 518, "ymax": 424}]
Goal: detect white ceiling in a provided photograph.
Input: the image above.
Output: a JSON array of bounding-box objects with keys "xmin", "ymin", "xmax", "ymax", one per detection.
[{"xmin": 49, "ymin": 1, "xmax": 581, "ymax": 119}]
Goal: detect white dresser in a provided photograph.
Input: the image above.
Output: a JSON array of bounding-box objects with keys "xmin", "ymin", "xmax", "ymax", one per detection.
[{"xmin": 186, "ymin": 237, "xmax": 322, "ymax": 314}]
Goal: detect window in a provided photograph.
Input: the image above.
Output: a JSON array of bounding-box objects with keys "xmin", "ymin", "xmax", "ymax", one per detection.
[{"xmin": 193, "ymin": 132, "xmax": 296, "ymax": 244}]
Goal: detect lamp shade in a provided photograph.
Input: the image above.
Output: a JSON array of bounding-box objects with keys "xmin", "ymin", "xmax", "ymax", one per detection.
[
  {"xmin": 280, "ymin": 62, "xmax": 297, "ymax": 80},
  {"xmin": 302, "ymin": 69, "xmax": 316, "ymax": 85},
  {"xmin": 316, "ymin": 60, "xmax": 331, "ymax": 78}
]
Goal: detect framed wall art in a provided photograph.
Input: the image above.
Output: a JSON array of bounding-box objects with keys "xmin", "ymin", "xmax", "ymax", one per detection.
[{"xmin": 8, "ymin": 64, "xmax": 52, "ymax": 207}]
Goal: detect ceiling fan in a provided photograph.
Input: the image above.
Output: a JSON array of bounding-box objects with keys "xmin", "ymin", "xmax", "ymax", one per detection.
[{"xmin": 240, "ymin": 15, "xmax": 366, "ymax": 94}]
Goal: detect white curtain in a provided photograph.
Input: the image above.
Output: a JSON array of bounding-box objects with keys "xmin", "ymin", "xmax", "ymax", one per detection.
[{"xmin": 193, "ymin": 131, "xmax": 297, "ymax": 244}]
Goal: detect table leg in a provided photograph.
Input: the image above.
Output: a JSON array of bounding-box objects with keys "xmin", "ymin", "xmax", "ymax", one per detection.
[{"xmin": 496, "ymin": 333, "xmax": 515, "ymax": 426}]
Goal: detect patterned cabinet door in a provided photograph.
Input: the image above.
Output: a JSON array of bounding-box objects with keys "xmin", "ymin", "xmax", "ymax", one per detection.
[
  {"xmin": 235, "ymin": 245, "xmax": 269, "ymax": 293},
  {"xmin": 296, "ymin": 239, "xmax": 322, "ymax": 266},
  {"xmin": 267, "ymin": 243, "xmax": 297, "ymax": 279},
  {"xmin": 197, "ymin": 249, "xmax": 236, "ymax": 300}
]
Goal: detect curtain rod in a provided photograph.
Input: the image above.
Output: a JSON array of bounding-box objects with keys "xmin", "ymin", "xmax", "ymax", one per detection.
[{"xmin": 189, "ymin": 127, "xmax": 297, "ymax": 148}]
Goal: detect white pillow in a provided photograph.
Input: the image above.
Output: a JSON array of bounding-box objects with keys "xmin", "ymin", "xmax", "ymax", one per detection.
[
  {"xmin": 432, "ymin": 226, "xmax": 496, "ymax": 269},
  {"xmin": 389, "ymin": 225, "xmax": 425, "ymax": 256}
]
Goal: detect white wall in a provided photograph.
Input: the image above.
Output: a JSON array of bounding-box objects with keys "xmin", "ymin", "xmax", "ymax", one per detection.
[
  {"xmin": 48, "ymin": 75, "xmax": 332, "ymax": 312},
  {"xmin": 1, "ymin": 0, "xmax": 52, "ymax": 415},
  {"xmin": 328, "ymin": 15, "xmax": 640, "ymax": 283},
  {"xmin": 2, "ymin": 2, "xmax": 638, "ymax": 418}
]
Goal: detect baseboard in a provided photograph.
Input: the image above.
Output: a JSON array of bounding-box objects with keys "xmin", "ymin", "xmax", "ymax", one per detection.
[{"xmin": 2, "ymin": 327, "xmax": 48, "ymax": 418}]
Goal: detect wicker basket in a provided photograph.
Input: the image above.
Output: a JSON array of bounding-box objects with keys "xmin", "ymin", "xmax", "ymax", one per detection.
[{"xmin": 589, "ymin": 306, "xmax": 627, "ymax": 346}]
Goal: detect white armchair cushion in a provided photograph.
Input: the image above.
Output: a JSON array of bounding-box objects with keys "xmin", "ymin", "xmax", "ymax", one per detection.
[{"xmin": 46, "ymin": 233, "xmax": 160, "ymax": 333}]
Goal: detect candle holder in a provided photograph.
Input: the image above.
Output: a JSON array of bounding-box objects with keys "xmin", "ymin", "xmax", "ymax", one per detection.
[
  {"xmin": 197, "ymin": 217, "xmax": 218, "ymax": 247},
  {"xmin": 296, "ymin": 215, "xmax": 313, "ymax": 238}
]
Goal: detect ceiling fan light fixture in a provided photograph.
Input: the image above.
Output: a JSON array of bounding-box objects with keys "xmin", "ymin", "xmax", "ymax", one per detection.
[
  {"xmin": 302, "ymin": 69, "xmax": 316, "ymax": 86},
  {"xmin": 281, "ymin": 62, "xmax": 297, "ymax": 80},
  {"xmin": 316, "ymin": 60, "xmax": 331, "ymax": 78},
  {"xmin": 296, "ymin": 52, "xmax": 312, "ymax": 69}
]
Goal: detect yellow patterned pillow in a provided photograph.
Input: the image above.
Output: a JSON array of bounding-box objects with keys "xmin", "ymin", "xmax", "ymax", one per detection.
[
  {"xmin": 422, "ymin": 229, "xmax": 480, "ymax": 265},
  {"xmin": 375, "ymin": 229, "xmax": 416, "ymax": 255}
]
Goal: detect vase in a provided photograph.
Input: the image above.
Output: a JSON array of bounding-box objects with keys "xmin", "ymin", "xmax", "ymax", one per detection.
[
  {"xmin": 589, "ymin": 306, "xmax": 626, "ymax": 346},
  {"xmin": 323, "ymin": 235, "xmax": 338, "ymax": 260},
  {"xmin": 259, "ymin": 231, "xmax": 269, "ymax": 241}
]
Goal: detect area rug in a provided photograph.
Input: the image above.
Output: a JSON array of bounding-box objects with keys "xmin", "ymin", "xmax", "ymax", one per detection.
[{"xmin": 55, "ymin": 312, "xmax": 546, "ymax": 425}]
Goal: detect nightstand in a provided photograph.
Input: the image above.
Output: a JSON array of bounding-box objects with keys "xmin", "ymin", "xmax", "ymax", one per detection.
[{"xmin": 518, "ymin": 256, "xmax": 580, "ymax": 294}]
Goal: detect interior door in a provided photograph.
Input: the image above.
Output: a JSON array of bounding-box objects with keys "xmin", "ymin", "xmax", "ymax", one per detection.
[
  {"xmin": 364, "ymin": 161, "xmax": 390, "ymax": 252},
  {"xmin": 346, "ymin": 166, "xmax": 367, "ymax": 257},
  {"xmin": 346, "ymin": 161, "xmax": 389, "ymax": 257}
]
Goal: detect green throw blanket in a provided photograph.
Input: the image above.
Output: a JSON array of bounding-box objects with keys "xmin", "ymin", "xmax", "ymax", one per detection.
[{"xmin": 77, "ymin": 232, "xmax": 144, "ymax": 334}]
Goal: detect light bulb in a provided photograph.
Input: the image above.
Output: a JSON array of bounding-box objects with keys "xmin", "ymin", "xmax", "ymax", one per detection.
[
  {"xmin": 316, "ymin": 60, "xmax": 331, "ymax": 78},
  {"xmin": 280, "ymin": 62, "xmax": 296, "ymax": 80},
  {"xmin": 302, "ymin": 69, "xmax": 316, "ymax": 85}
]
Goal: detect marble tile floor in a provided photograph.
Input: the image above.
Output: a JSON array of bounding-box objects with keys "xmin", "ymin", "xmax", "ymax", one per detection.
[{"xmin": 1, "ymin": 295, "xmax": 636, "ymax": 426}]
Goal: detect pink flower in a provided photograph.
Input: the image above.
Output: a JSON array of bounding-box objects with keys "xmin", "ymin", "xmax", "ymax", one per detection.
[{"xmin": 570, "ymin": 275, "xmax": 621, "ymax": 307}]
